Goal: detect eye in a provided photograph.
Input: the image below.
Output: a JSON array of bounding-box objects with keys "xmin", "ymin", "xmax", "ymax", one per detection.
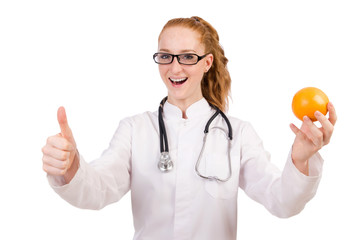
[
  {"xmin": 181, "ymin": 54, "xmax": 197, "ymax": 60},
  {"xmin": 159, "ymin": 54, "xmax": 171, "ymax": 60}
]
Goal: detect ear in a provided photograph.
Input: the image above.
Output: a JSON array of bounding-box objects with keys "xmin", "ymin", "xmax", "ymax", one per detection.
[{"xmin": 205, "ymin": 53, "xmax": 214, "ymax": 72}]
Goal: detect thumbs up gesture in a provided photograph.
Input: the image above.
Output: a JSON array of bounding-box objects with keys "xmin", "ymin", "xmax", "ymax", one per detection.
[{"xmin": 42, "ymin": 107, "xmax": 79, "ymax": 182}]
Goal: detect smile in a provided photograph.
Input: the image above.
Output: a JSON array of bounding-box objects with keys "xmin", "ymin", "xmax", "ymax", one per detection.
[{"xmin": 169, "ymin": 77, "xmax": 188, "ymax": 85}]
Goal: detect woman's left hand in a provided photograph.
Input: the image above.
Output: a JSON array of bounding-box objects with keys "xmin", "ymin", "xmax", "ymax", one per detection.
[{"xmin": 290, "ymin": 102, "xmax": 337, "ymax": 175}]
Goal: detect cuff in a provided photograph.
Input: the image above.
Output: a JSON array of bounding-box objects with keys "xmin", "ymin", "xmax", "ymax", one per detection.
[
  {"xmin": 286, "ymin": 149, "xmax": 324, "ymax": 181},
  {"xmin": 47, "ymin": 155, "xmax": 87, "ymax": 195}
]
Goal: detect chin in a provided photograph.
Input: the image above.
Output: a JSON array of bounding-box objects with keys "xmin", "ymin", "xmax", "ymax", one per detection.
[{"xmin": 167, "ymin": 92, "xmax": 187, "ymax": 102}]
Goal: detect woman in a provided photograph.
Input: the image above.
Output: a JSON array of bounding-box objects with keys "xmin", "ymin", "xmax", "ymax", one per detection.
[{"xmin": 42, "ymin": 16, "xmax": 337, "ymax": 240}]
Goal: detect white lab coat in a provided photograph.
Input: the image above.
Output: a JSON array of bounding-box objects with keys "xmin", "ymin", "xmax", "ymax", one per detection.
[{"xmin": 48, "ymin": 98, "xmax": 323, "ymax": 240}]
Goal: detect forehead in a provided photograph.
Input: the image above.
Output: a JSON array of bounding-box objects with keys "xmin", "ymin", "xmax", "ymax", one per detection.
[{"xmin": 158, "ymin": 26, "xmax": 204, "ymax": 53}]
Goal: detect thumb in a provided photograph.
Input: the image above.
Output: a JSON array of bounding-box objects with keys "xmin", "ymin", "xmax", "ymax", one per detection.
[
  {"xmin": 290, "ymin": 123, "xmax": 300, "ymax": 136},
  {"xmin": 57, "ymin": 106, "xmax": 75, "ymax": 144}
]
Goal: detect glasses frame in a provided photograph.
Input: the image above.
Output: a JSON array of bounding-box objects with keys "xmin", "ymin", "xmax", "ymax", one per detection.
[{"xmin": 153, "ymin": 52, "xmax": 209, "ymax": 65}]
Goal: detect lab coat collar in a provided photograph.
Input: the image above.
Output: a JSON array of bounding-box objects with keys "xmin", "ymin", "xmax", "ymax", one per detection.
[{"xmin": 163, "ymin": 98, "xmax": 213, "ymax": 120}]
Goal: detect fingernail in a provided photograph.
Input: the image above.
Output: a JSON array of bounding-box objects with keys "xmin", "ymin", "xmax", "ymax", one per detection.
[{"xmin": 303, "ymin": 116, "xmax": 310, "ymax": 121}]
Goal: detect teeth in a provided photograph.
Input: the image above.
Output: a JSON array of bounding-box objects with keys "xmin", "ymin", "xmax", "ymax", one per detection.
[{"xmin": 170, "ymin": 77, "xmax": 187, "ymax": 82}]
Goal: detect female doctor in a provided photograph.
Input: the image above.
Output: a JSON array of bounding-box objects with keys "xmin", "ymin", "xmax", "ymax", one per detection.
[{"xmin": 42, "ymin": 16, "xmax": 337, "ymax": 240}]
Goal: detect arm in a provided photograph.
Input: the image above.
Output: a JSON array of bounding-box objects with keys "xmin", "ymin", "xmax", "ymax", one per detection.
[
  {"xmin": 42, "ymin": 107, "xmax": 132, "ymax": 210},
  {"xmin": 239, "ymin": 123, "xmax": 324, "ymax": 218}
]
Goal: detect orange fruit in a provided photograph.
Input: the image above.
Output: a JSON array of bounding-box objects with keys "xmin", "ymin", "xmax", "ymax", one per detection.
[{"xmin": 292, "ymin": 87, "xmax": 329, "ymax": 122}]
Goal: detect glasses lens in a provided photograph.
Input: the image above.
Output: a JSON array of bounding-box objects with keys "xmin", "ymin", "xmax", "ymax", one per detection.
[
  {"xmin": 178, "ymin": 54, "xmax": 198, "ymax": 65},
  {"xmin": 154, "ymin": 53, "xmax": 172, "ymax": 64}
]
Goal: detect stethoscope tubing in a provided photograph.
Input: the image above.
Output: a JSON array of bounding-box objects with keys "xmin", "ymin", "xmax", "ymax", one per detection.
[
  {"xmin": 204, "ymin": 108, "xmax": 233, "ymax": 140},
  {"xmin": 158, "ymin": 97, "xmax": 233, "ymax": 181},
  {"xmin": 158, "ymin": 97, "xmax": 169, "ymax": 153}
]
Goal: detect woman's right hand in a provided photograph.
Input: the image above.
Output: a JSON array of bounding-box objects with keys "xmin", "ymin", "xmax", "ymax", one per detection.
[{"xmin": 42, "ymin": 107, "xmax": 79, "ymax": 183}]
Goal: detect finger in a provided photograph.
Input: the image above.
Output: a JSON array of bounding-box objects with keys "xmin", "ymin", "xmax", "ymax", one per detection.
[
  {"xmin": 301, "ymin": 116, "xmax": 323, "ymax": 148},
  {"xmin": 43, "ymin": 163, "xmax": 67, "ymax": 176},
  {"xmin": 46, "ymin": 135, "xmax": 74, "ymax": 151},
  {"xmin": 57, "ymin": 106, "xmax": 75, "ymax": 143},
  {"xmin": 327, "ymin": 102, "xmax": 337, "ymax": 126},
  {"xmin": 42, "ymin": 155, "xmax": 69, "ymax": 170},
  {"xmin": 315, "ymin": 111, "xmax": 333, "ymax": 130},
  {"xmin": 314, "ymin": 111, "xmax": 334, "ymax": 145},
  {"xmin": 315, "ymin": 111, "xmax": 334, "ymax": 134},
  {"xmin": 42, "ymin": 145, "xmax": 71, "ymax": 161}
]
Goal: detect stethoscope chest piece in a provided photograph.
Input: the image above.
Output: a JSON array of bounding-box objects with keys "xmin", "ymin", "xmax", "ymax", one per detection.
[{"xmin": 158, "ymin": 152, "xmax": 173, "ymax": 172}]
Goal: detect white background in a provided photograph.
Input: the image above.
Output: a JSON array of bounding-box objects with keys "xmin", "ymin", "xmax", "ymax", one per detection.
[{"xmin": 1, "ymin": 0, "xmax": 361, "ymax": 239}]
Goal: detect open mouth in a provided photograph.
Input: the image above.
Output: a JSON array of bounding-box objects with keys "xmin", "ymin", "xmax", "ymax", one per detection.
[{"xmin": 169, "ymin": 77, "xmax": 188, "ymax": 86}]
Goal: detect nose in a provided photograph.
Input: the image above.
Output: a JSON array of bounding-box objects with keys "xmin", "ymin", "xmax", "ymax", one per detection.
[{"xmin": 169, "ymin": 57, "xmax": 183, "ymax": 74}]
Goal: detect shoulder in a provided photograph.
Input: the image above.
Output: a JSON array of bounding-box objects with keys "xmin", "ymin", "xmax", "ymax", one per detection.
[
  {"xmin": 116, "ymin": 111, "xmax": 158, "ymax": 131},
  {"xmin": 122, "ymin": 111, "xmax": 157, "ymax": 123},
  {"xmin": 224, "ymin": 114, "xmax": 261, "ymax": 143},
  {"xmin": 225, "ymin": 114, "xmax": 252, "ymax": 132}
]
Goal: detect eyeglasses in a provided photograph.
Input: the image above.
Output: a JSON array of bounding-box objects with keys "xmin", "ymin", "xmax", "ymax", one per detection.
[{"xmin": 153, "ymin": 52, "xmax": 209, "ymax": 65}]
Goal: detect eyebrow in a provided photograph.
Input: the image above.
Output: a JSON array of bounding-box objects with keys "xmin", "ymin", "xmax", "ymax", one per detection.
[{"xmin": 159, "ymin": 49, "xmax": 197, "ymax": 53}]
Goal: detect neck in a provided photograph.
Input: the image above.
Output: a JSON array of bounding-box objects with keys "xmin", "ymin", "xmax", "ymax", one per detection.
[{"xmin": 167, "ymin": 96, "xmax": 203, "ymax": 119}]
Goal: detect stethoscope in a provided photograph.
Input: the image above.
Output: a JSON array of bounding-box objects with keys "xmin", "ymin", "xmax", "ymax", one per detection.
[{"xmin": 158, "ymin": 97, "xmax": 233, "ymax": 182}]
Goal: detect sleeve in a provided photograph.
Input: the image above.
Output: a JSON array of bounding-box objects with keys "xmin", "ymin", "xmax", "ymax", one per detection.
[
  {"xmin": 238, "ymin": 122, "xmax": 323, "ymax": 218},
  {"xmin": 47, "ymin": 118, "xmax": 132, "ymax": 210}
]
